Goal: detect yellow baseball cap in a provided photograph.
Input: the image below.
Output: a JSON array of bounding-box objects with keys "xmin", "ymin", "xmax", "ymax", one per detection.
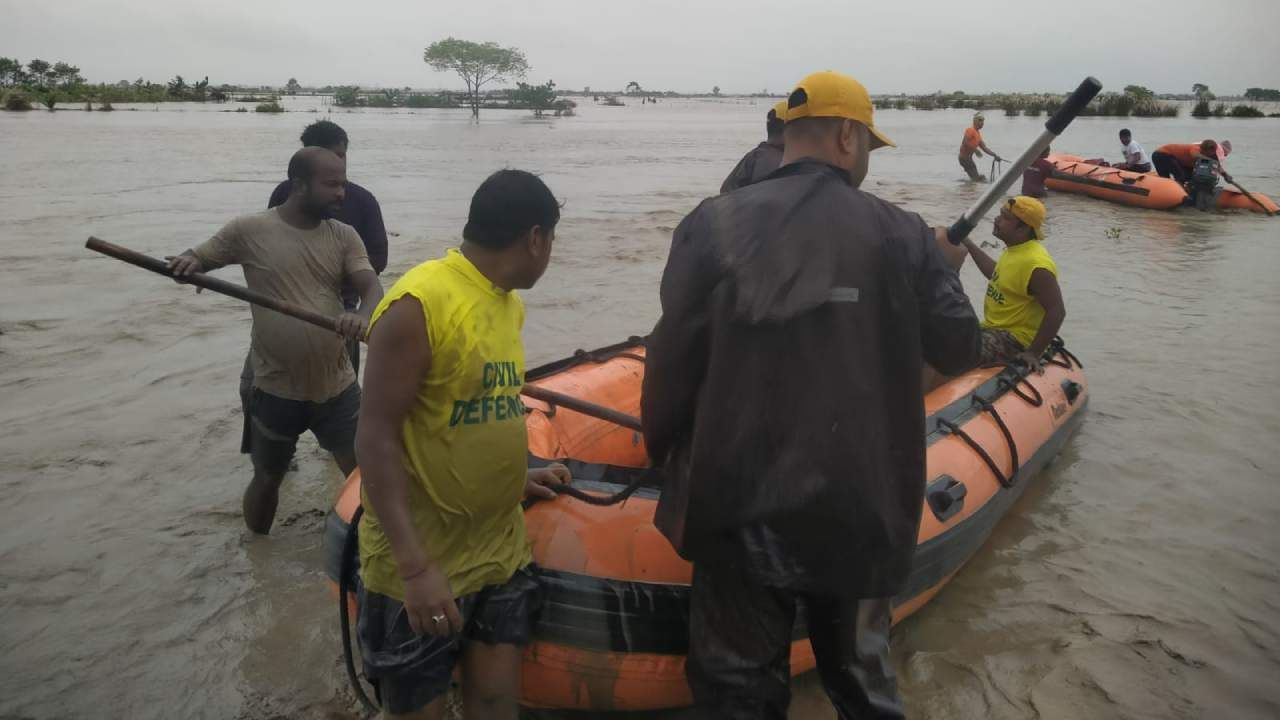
[
  {"xmin": 785, "ymin": 71, "xmax": 895, "ymax": 149},
  {"xmin": 1007, "ymin": 196, "xmax": 1046, "ymax": 240},
  {"xmin": 771, "ymin": 100, "xmax": 788, "ymax": 122}
]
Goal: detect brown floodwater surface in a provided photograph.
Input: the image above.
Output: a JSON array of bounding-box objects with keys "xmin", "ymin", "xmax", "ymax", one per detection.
[{"xmin": 2, "ymin": 97, "xmax": 1278, "ymax": 719}]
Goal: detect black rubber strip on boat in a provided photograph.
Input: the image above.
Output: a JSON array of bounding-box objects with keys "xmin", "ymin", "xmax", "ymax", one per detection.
[{"xmin": 1051, "ymin": 172, "xmax": 1152, "ymax": 197}]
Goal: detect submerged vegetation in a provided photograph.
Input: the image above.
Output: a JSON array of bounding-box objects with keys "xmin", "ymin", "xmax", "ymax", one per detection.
[
  {"xmin": 876, "ymin": 85, "xmax": 1178, "ymax": 117},
  {"xmin": 1244, "ymin": 87, "xmax": 1280, "ymax": 101},
  {"xmin": 2, "ymin": 90, "xmax": 33, "ymax": 111},
  {"xmin": 0, "ymin": 56, "xmax": 244, "ymax": 108}
]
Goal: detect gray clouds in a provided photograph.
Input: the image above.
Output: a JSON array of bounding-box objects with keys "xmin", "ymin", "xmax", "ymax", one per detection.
[{"xmin": 6, "ymin": 0, "xmax": 1279, "ymax": 94}]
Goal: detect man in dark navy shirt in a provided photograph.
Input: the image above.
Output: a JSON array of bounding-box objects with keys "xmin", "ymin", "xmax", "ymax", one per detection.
[
  {"xmin": 268, "ymin": 120, "xmax": 388, "ymax": 287},
  {"xmin": 720, "ymin": 101, "xmax": 787, "ymax": 193}
]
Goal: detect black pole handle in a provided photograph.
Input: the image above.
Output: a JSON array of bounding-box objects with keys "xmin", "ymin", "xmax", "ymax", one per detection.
[{"xmin": 1045, "ymin": 77, "xmax": 1102, "ymax": 135}]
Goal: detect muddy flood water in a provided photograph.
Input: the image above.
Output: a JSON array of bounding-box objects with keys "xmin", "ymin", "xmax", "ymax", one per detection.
[{"xmin": 2, "ymin": 96, "xmax": 1279, "ymax": 719}]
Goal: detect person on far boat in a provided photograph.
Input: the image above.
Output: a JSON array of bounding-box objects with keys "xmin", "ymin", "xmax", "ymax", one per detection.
[
  {"xmin": 167, "ymin": 147, "xmax": 384, "ymax": 534},
  {"xmin": 958, "ymin": 112, "xmax": 1004, "ymax": 181},
  {"xmin": 1020, "ymin": 146, "xmax": 1055, "ymax": 199},
  {"xmin": 1185, "ymin": 139, "xmax": 1234, "ymax": 211},
  {"xmin": 720, "ymin": 100, "xmax": 788, "ymax": 192},
  {"xmin": 1152, "ymin": 139, "xmax": 1231, "ymax": 185},
  {"xmin": 643, "ymin": 70, "xmax": 981, "ymax": 720},
  {"xmin": 1114, "ymin": 129, "xmax": 1153, "ymax": 173},
  {"xmin": 355, "ymin": 170, "xmax": 570, "ymax": 720}
]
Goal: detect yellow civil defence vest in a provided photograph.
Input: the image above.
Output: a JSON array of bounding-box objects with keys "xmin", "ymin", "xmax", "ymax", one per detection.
[
  {"xmin": 981, "ymin": 240, "xmax": 1058, "ymax": 349},
  {"xmin": 358, "ymin": 249, "xmax": 530, "ymax": 600}
]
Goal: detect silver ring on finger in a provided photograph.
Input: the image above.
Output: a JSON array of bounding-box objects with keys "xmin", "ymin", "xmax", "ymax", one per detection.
[{"xmin": 431, "ymin": 614, "xmax": 446, "ymax": 624}]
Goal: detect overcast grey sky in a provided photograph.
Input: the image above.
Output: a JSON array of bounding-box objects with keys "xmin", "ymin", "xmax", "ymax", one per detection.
[{"xmin": 7, "ymin": 0, "xmax": 1280, "ymax": 94}]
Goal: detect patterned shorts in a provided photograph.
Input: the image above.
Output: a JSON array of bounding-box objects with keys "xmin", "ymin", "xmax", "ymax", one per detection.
[
  {"xmin": 979, "ymin": 328, "xmax": 1026, "ymax": 365},
  {"xmin": 357, "ymin": 565, "xmax": 544, "ymax": 714}
]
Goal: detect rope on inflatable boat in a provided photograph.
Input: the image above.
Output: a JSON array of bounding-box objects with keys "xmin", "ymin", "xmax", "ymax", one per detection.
[
  {"xmin": 1045, "ymin": 336, "xmax": 1082, "ymax": 369},
  {"xmin": 937, "ymin": 414, "xmax": 1014, "ymax": 488},
  {"xmin": 545, "ymin": 467, "xmax": 656, "ymax": 506},
  {"xmin": 938, "ymin": 338, "xmax": 1081, "ymax": 489},
  {"xmin": 997, "ymin": 372, "xmax": 1043, "ymax": 407},
  {"xmin": 339, "ymin": 505, "xmax": 380, "ymax": 717},
  {"xmin": 973, "ymin": 394, "xmax": 1019, "ymax": 484}
]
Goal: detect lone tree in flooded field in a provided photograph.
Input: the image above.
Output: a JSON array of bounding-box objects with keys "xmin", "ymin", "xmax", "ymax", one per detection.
[{"xmin": 424, "ymin": 37, "xmax": 528, "ymax": 119}]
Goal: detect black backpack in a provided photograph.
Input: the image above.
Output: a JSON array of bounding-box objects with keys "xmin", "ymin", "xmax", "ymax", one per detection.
[{"xmin": 1192, "ymin": 157, "xmax": 1219, "ymax": 185}]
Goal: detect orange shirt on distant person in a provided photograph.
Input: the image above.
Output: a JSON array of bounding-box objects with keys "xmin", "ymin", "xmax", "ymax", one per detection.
[
  {"xmin": 961, "ymin": 127, "xmax": 983, "ymax": 158},
  {"xmin": 1156, "ymin": 143, "xmax": 1225, "ymax": 168},
  {"xmin": 1155, "ymin": 143, "xmax": 1198, "ymax": 166}
]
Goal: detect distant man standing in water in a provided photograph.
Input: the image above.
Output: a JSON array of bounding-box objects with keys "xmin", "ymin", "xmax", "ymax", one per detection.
[
  {"xmin": 720, "ymin": 100, "xmax": 788, "ymax": 192},
  {"xmin": 355, "ymin": 170, "xmax": 568, "ymax": 720},
  {"xmin": 168, "ymin": 147, "xmax": 383, "ymax": 534},
  {"xmin": 959, "ymin": 112, "xmax": 1003, "ymax": 181},
  {"xmin": 643, "ymin": 71, "xmax": 981, "ymax": 719}
]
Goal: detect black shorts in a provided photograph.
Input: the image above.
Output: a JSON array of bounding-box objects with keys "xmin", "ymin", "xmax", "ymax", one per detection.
[
  {"xmin": 357, "ymin": 565, "xmax": 544, "ymax": 715},
  {"xmin": 243, "ymin": 383, "xmax": 360, "ymax": 475}
]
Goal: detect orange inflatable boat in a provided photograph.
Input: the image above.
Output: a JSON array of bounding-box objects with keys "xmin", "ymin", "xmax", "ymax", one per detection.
[
  {"xmin": 1046, "ymin": 153, "xmax": 1279, "ymax": 213},
  {"xmin": 324, "ymin": 337, "xmax": 1089, "ymax": 712}
]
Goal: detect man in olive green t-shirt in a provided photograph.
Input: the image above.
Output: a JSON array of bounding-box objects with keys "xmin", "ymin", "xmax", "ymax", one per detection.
[{"xmin": 168, "ymin": 147, "xmax": 383, "ymax": 534}]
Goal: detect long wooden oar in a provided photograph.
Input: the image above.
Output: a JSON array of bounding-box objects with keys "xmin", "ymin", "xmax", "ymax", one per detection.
[
  {"xmin": 85, "ymin": 236, "xmax": 644, "ymax": 432},
  {"xmin": 1226, "ymin": 178, "xmax": 1276, "ymax": 217}
]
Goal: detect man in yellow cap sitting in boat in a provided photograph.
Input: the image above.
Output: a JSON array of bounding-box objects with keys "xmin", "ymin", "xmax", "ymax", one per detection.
[
  {"xmin": 720, "ymin": 100, "xmax": 788, "ymax": 192},
  {"xmin": 958, "ymin": 196, "xmax": 1066, "ymax": 371},
  {"xmin": 644, "ymin": 70, "xmax": 981, "ymax": 720}
]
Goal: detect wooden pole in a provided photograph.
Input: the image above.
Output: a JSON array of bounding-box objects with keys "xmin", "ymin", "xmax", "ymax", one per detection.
[{"xmin": 86, "ymin": 237, "xmax": 646, "ymax": 432}]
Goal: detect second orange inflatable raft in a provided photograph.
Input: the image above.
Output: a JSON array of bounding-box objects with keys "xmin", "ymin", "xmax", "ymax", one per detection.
[
  {"xmin": 1045, "ymin": 153, "xmax": 1279, "ymax": 213},
  {"xmin": 324, "ymin": 337, "xmax": 1089, "ymax": 712}
]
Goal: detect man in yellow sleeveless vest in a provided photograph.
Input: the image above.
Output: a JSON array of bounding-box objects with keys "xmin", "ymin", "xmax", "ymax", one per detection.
[
  {"xmin": 354, "ymin": 170, "xmax": 568, "ymax": 719},
  {"xmin": 960, "ymin": 196, "xmax": 1066, "ymax": 370}
]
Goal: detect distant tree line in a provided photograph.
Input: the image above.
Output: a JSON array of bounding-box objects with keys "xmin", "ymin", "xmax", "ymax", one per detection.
[
  {"xmin": 0, "ymin": 56, "xmax": 249, "ymax": 110},
  {"xmin": 871, "ymin": 85, "xmax": 1178, "ymax": 117},
  {"xmin": 1244, "ymin": 87, "xmax": 1280, "ymax": 101}
]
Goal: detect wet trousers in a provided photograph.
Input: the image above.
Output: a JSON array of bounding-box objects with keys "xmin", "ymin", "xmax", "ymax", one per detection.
[
  {"xmin": 1151, "ymin": 151, "xmax": 1187, "ymax": 184},
  {"xmin": 687, "ymin": 562, "xmax": 905, "ymax": 720}
]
